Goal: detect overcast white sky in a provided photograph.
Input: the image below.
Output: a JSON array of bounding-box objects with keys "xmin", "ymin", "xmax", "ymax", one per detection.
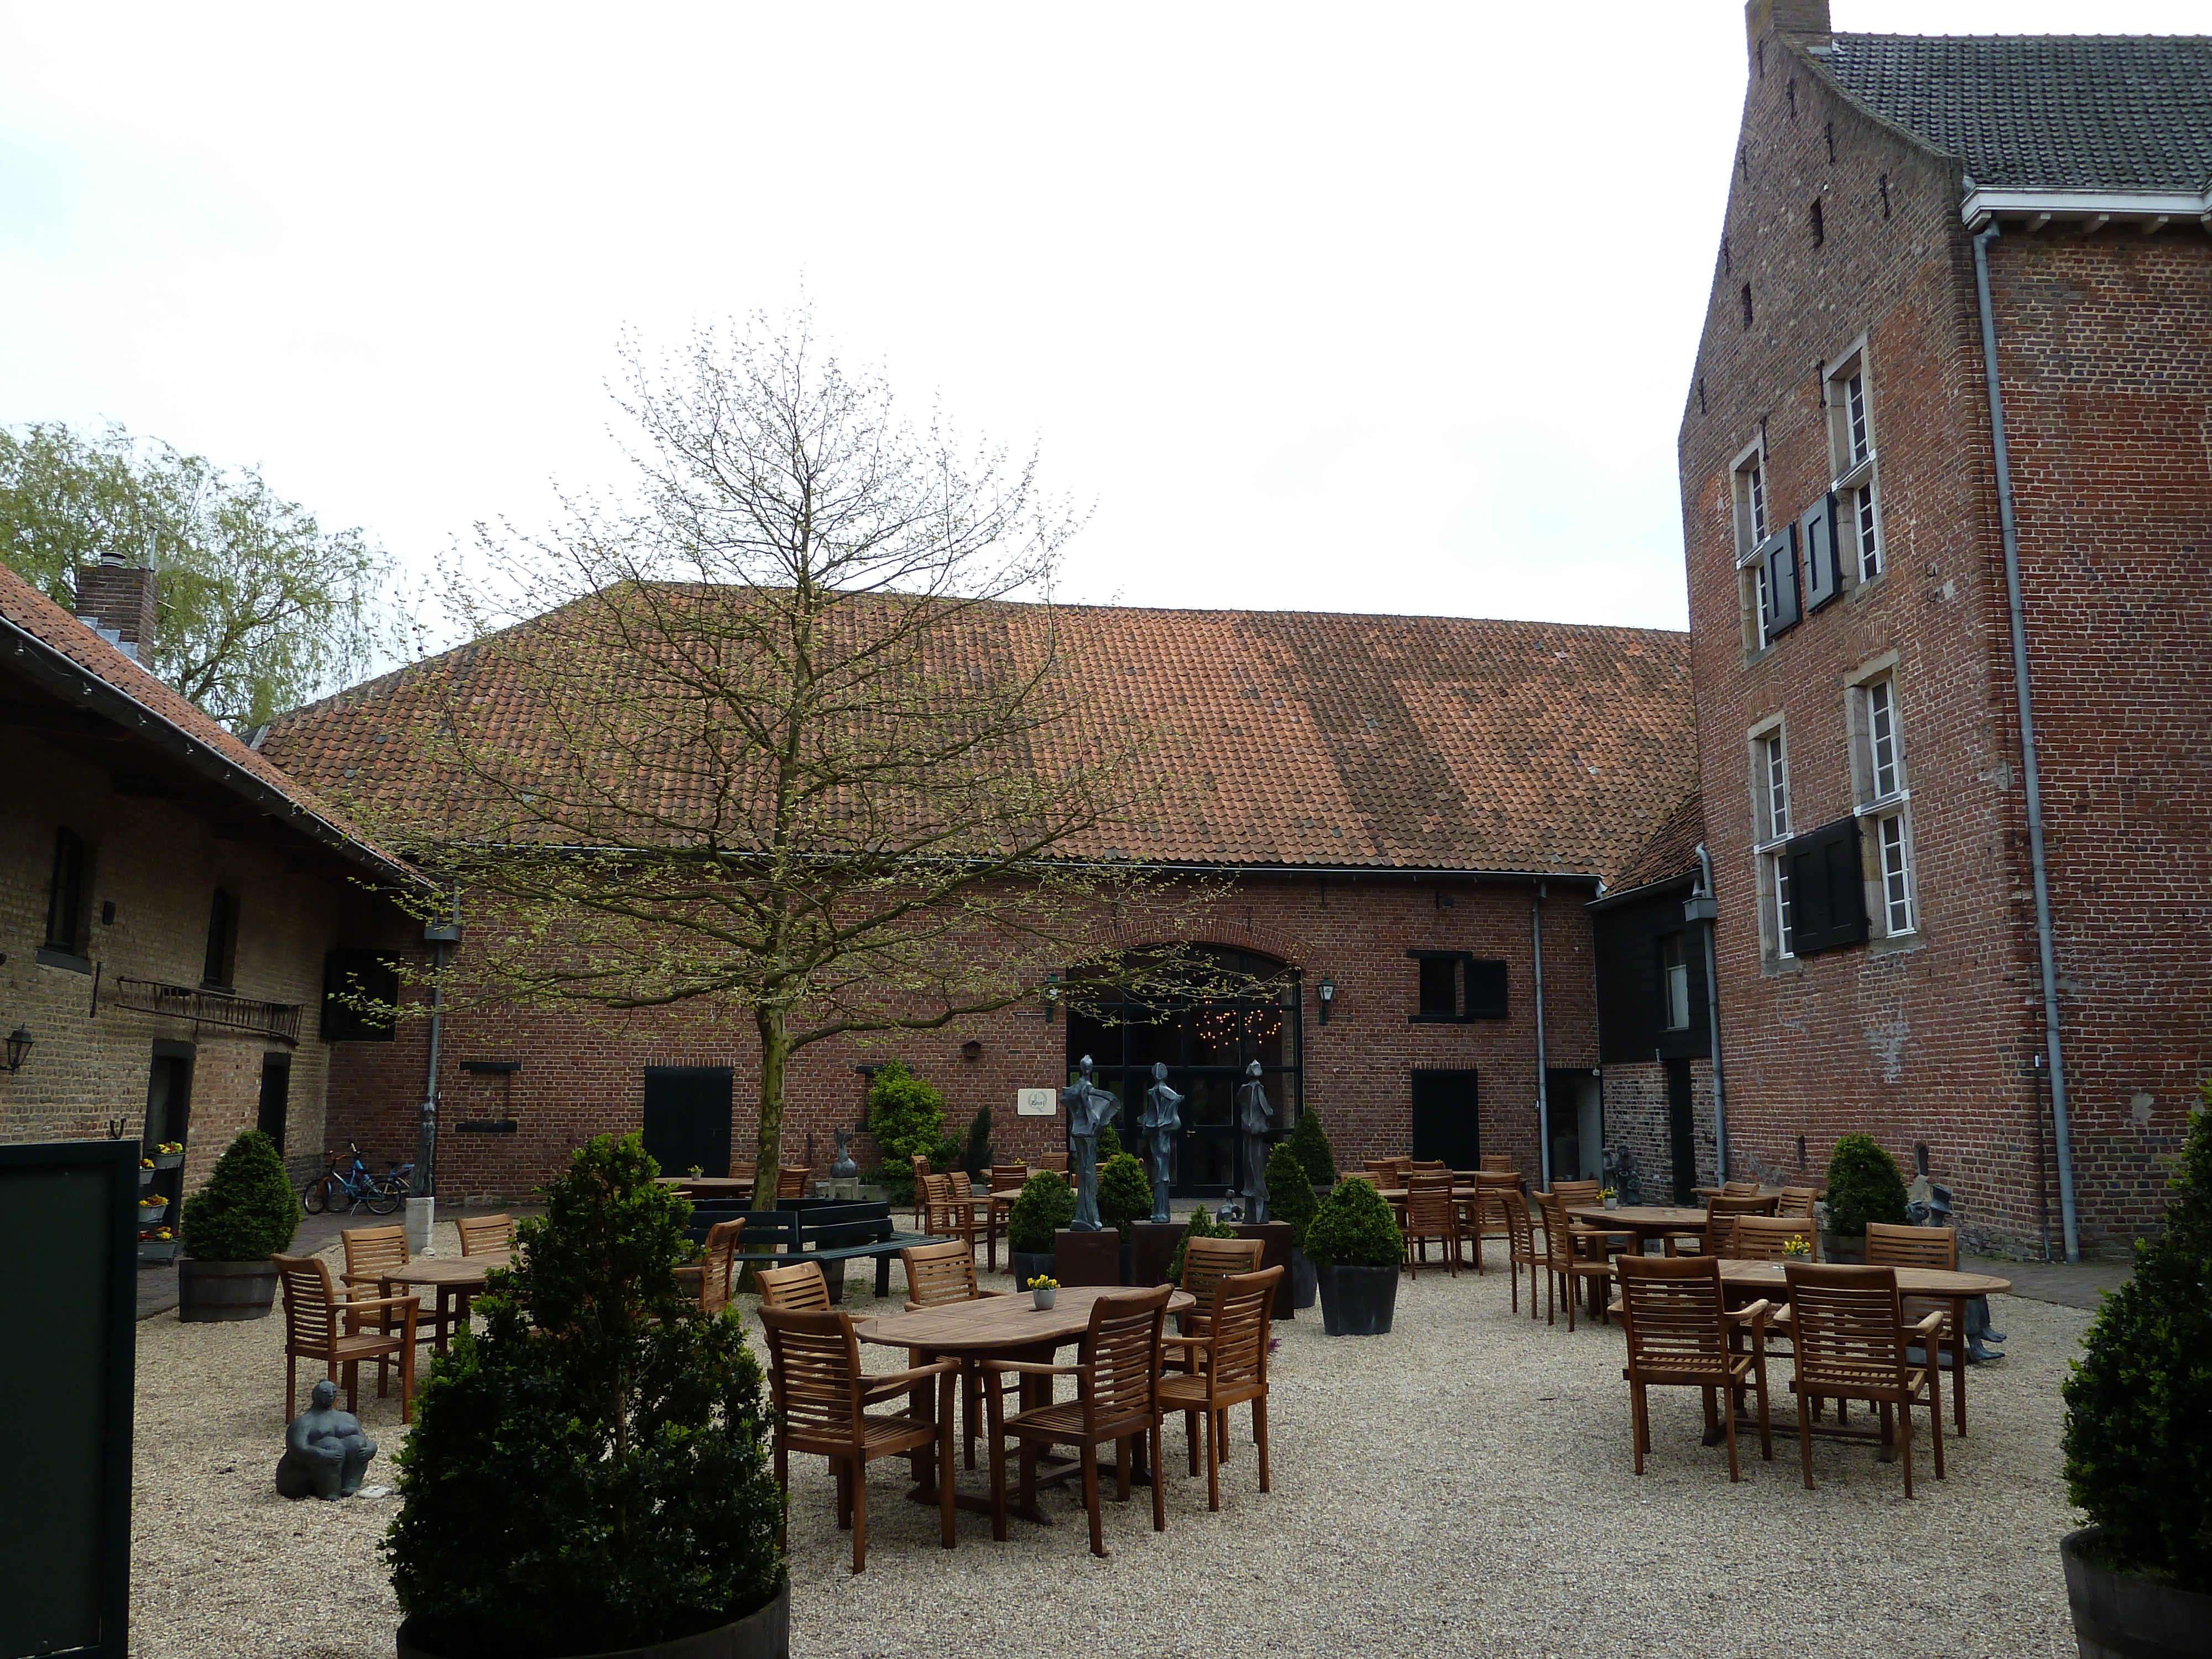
[{"xmin": 4, "ymin": 2, "xmax": 2206, "ymax": 643}]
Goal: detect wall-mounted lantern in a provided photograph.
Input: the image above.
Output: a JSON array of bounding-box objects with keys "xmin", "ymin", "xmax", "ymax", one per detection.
[
  {"xmin": 1317, "ymin": 978, "xmax": 1336, "ymax": 1025},
  {"xmin": 1042, "ymin": 972, "xmax": 1061, "ymax": 1022},
  {"xmin": 5, "ymin": 1026, "xmax": 33, "ymax": 1072}
]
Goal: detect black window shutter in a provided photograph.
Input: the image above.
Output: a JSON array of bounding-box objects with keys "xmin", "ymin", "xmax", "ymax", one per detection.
[
  {"xmin": 1802, "ymin": 494, "xmax": 1838, "ymax": 611},
  {"xmin": 1784, "ymin": 817, "xmax": 1867, "ymax": 954},
  {"xmin": 1465, "ymin": 958, "xmax": 1509, "ymax": 1019},
  {"xmin": 1766, "ymin": 525, "xmax": 1802, "ymax": 635}
]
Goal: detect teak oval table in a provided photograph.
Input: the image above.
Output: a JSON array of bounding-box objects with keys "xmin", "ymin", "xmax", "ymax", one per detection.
[
  {"xmin": 856, "ymin": 1284, "xmax": 1195, "ymax": 1526},
  {"xmin": 377, "ymin": 1250, "xmax": 513, "ymax": 1355}
]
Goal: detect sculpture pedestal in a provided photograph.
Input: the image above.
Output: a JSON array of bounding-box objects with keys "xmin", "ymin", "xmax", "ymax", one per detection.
[
  {"xmin": 814, "ymin": 1178, "xmax": 860, "ymax": 1201},
  {"xmin": 1131, "ymin": 1221, "xmax": 1183, "ymax": 1286},
  {"xmin": 405, "ymin": 1196, "xmax": 436, "ymax": 1257},
  {"xmin": 1232, "ymin": 1221, "xmax": 1296, "ymax": 1321},
  {"xmin": 1053, "ymin": 1228, "xmax": 1121, "ymax": 1287}
]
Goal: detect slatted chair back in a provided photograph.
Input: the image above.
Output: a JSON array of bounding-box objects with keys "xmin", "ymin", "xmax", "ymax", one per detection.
[
  {"xmin": 1500, "ymin": 1185, "xmax": 1540, "ymax": 1260},
  {"xmin": 700, "ymin": 1218, "xmax": 745, "ymax": 1316},
  {"xmin": 1037, "ymin": 1151, "xmax": 1069, "ymax": 1173},
  {"xmin": 1787, "ymin": 1263, "xmax": 1911, "ymax": 1391},
  {"xmin": 757, "ymin": 1259, "xmax": 832, "ymax": 1311},
  {"xmin": 757, "ymin": 1305, "xmax": 864, "ymax": 1444},
  {"xmin": 1551, "ymin": 1178, "xmax": 1603, "ymax": 1208},
  {"xmin": 776, "ymin": 1166, "xmax": 812, "ymax": 1201},
  {"xmin": 275, "ymin": 1254, "xmax": 346, "ymax": 1353},
  {"xmin": 991, "ymin": 1163, "xmax": 1029, "ymax": 1192},
  {"xmin": 1204, "ymin": 1266, "xmax": 1281, "ymax": 1393},
  {"xmin": 1405, "ymin": 1173, "xmax": 1457, "ymax": 1232},
  {"xmin": 1182, "ymin": 1236, "xmax": 1264, "ymax": 1307},
  {"xmin": 1733, "ymin": 1215, "xmax": 1814, "ymax": 1261},
  {"xmin": 1702, "ymin": 1192, "xmax": 1776, "ymax": 1258},
  {"xmin": 947, "ymin": 1169, "xmax": 977, "ymax": 1198},
  {"xmin": 1776, "ymin": 1186, "xmax": 1819, "ymax": 1218},
  {"xmin": 1702, "ymin": 1212, "xmax": 1742, "ymax": 1260},
  {"xmin": 342, "ymin": 1225, "xmax": 408, "ymax": 1284},
  {"xmin": 910, "ymin": 1154, "xmax": 932, "ymax": 1184},
  {"xmin": 1480, "ymin": 1155, "xmax": 1517, "ymax": 1173},
  {"xmin": 454, "ymin": 1213, "xmax": 514, "ymax": 1256},
  {"xmin": 1722, "ymin": 1179, "xmax": 1763, "ymax": 1196},
  {"xmin": 1410, "ymin": 1160, "xmax": 1451, "ymax": 1177},
  {"xmin": 728, "ymin": 1160, "xmax": 757, "ymax": 1181},
  {"xmin": 1865, "ymin": 1222, "xmax": 1957, "ymax": 1271},
  {"xmin": 1618, "ymin": 1254, "xmax": 1730, "ymax": 1379},
  {"xmin": 1077, "ymin": 1284, "xmax": 1171, "ymax": 1438},
  {"xmin": 900, "ymin": 1238, "xmax": 983, "ymax": 1307}
]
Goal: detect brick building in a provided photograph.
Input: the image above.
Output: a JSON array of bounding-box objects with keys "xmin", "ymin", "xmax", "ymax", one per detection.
[
  {"xmin": 263, "ymin": 603, "xmax": 1695, "ymax": 1202},
  {"xmin": 1680, "ymin": 1, "xmax": 2212, "ymax": 1255},
  {"xmin": 2, "ymin": 561, "xmax": 423, "ymax": 1209}
]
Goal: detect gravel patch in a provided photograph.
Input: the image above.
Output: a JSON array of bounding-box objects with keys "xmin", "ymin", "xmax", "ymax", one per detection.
[{"xmin": 133, "ymin": 1235, "xmax": 2088, "ymax": 1658}]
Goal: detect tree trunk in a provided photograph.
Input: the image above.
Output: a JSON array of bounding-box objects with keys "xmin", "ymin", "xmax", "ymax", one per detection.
[{"xmin": 752, "ymin": 1007, "xmax": 789, "ymax": 1212}]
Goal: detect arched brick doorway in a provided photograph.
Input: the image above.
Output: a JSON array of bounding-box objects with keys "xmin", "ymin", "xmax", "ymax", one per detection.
[{"xmin": 1064, "ymin": 946, "xmax": 1301, "ymax": 1198}]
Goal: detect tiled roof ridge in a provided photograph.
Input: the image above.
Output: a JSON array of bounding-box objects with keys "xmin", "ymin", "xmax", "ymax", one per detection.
[
  {"xmin": 0, "ymin": 562, "xmax": 419, "ymax": 885},
  {"xmin": 1832, "ymin": 30, "xmax": 2212, "ymax": 44}
]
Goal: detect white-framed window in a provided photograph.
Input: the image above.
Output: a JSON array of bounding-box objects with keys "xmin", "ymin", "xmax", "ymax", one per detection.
[
  {"xmin": 1751, "ymin": 722, "xmax": 1794, "ymax": 958},
  {"xmin": 1660, "ymin": 932, "xmax": 1692, "ymax": 1030},
  {"xmin": 1850, "ymin": 671, "xmax": 1916, "ymax": 936},
  {"xmin": 1825, "ymin": 346, "xmax": 1884, "ymax": 584},
  {"xmin": 1734, "ymin": 440, "xmax": 1784, "ymax": 654}
]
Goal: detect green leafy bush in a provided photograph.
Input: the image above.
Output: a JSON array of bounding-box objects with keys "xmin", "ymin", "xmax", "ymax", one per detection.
[
  {"xmin": 1167, "ymin": 1204, "xmax": 1229, "ymax": 1285},
  {"xmin": 1096, "ymin": 1122, "xmax": 1124, "ymax": 1164},
  {"xmin": 1303, "ymin": 1176, "xmax": 1404, "ymax": 1269},
  {"xmin": 961, "ymin": 1104, "xmax": 993, "ymax": 1180},
  {"xmin": 1266, "ymin": 1142, "xmax": 1318, "ymax": 1250},
  {"xmin": 2062, "ymin": 1096, "xmax": 2212, "ymax": 1592},
  {"xmin": 866, "ymin": 1061, "xmax": 946, "ymax": 1163},
  {"xmin": 385, "ymin": 1133, "xmax": 783, "ymax": 1657},
  {"xmin": 1822, "ymin": 1134, "xmax": 1909, "ymax": 1237},
  {"xmin": 180, "ymin": 1129, "xmax": 297, "ymax": 1261},
  {"xmin": 1098, "ymin": 1152, "xmax": 1152, "ymax": 1231},
  {"xmin": 1286, "ymin": 1106, "xmax": 1337, "ymax": 1187},
  {"xmin": 1007, "ymin": 1171, "xmax": 1077, "ymax": 1254}
]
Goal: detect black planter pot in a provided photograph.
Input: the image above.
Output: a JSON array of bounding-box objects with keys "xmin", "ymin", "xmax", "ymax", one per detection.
[
  {"xmin": 1314, "ymin": 1262, "xmax": 1397, "ymax": 1335},
  {"xmin": 1117, "ymin": 1240, "xmax": 1135, "ymax": 1285},
  {"xmin": 2062, "ymin": 1527, "xmax": 2212, "ymax": 1659},
  {"xmin": 178, "ymin": 1258, "xmax": 279, "ymax": 1323},
  {"xmin": 1288, "ymin": 1247, "xmax": 1318, "ymax": 1311},
  {"xmin": 1818, "ymin": 1230, "xmax": 1866, "ymax": 1265},
  {"xmin": 1008, "ymin": 1249, "xmax": 1055, "ymax": 1288},
  {"xmin": 399, "ymin": 1582, "xmax": 790, "ymax": 1659}
]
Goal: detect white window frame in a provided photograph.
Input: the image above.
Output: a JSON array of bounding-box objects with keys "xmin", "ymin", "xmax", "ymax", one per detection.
[
  {"xmin": 1846, "ymin": 664, "xmax": 1918, "ymax": 939},
  {"xmin": 1749, "ymin": 718, "xmax": 1795, "ymax": 959},
  {"xmin": 1660, "ymin": 933, "xmax": 1692, "ymax": 1031},
  {"xmin": 1824, "ymin": 341, "xmax": 1885, "ymax": 586},
  {"xmin": 1733, "ymin": 436, "xmax": 1773, "ymax": 655}
]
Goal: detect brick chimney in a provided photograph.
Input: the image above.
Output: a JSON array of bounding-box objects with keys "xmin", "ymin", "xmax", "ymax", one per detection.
[
  {"xmin": 1746, "ymin": 0, "xmax": 1832, "ymax": 60},
  {"xmin": 74, "ymin": 560, "xmax": 158, "ymax": 663}
]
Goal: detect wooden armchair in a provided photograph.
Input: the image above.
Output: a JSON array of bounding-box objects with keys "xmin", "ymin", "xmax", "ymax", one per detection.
[
  {"xmin": 1176, "ymin": 1236, "xmax": 1264, "ymax": 1352},
  {"xmin": 1468, "ymin": 1172, "xmax": 1519, "ymax": 1274},
  {"xmin": 1537, "ymin": 1193, "xmax": 1614, "ymax": 1329},
  {"xmin": 757, "ymin": 1304, "xmax": 957, "ymax": 1573},
  {"xmin": 1615, "ymin": 1253, "xmax": 1773, "ymax": 1481},
  {"xmin": 776, "ymin": 1166, "xmax": 813, "ymax": 1201},
  {"xmin": 947, "ymin": 1170, "xmax": 1001, "ymax": 1274},
  {"xmin": 1159, "ymin": 1266, "xmax": 1282, "ymax": 1511},
  {"xmin": 1668, "ymin": 1192, "xmax": 1776, "ymax": 1257},
  {"xmin": 757, "ymin": 1259, "xmax": 832, "ymax": 1311},
  {"xmin": 1734, "ymin": 1215, "xmax": 1815, "ymax": 1261},
  {"xmin": 274, "ymin": 1253, "xmax": 420, "ymax": 1422},
  {"xmin": 1499, "ymin": 1187, "xmax": 1553, "ymax": 1321},
  {"xmin": 1783, "ymin": 1262, "xmax": 1945, "ymax": 1495},
  {"xmin": 1036, "ymin": 1151, "xmax": 1070, "ymax": 1181},
  {"xmin": 1866, "ymin": 1222, "xmax": 1960, "ymax": 1353},
  {"xmin": 909, "ymin": 1156, "xmax": 932, "ymax": 1228},
  {"xmin": 728, "ymin": 1159, "xmax": 758, "ymax": 1182},
  {"xmin": 699, "ymin": 1218, "xmax": 745, "ymax": 1316},
  {"xmin": 1721, "ymin": 1179, "xmax": 1763, "ymax": 1197},
  {"xmin": 453, "ymin": 1212, "xmax": 514, "ymax": 1256},
  {"xmin": 1480, "ymin": 1155, "xmax": 1517, "ymax": 1173},
  {"xmin": 989, "ymin": 1162, "xmax": 1030, "ymax": 1194},
  {"xmin": 1409, "ymin": 1159, "xmax": 1451, "ymax": 1177},
  {"xmin": 340, "ymin": 1224, "xmax": 442, "ymax": 1349},
  {"xmin": 1402, "ymin": 1173, "xmax": 1460, "ymax": 1278},
  {"xmin": 1776, "ymin": 1186, "xmax": 1820, "ymax": 1218},
  {"xmin": 983, "ymin": 1284, "xmax": 1173, "ymax": 1557},
  {"xmin": 900, "ymin": 1238, "xmax": 1009, "ymax": 1468}
]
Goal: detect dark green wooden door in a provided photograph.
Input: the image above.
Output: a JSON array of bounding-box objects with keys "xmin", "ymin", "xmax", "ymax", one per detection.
[{"xmin": 640, "ymin": 1067, "xmax": 734, "ymax": 1181}]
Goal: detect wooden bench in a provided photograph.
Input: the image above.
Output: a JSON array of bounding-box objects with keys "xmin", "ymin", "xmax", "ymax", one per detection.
[{"xmin": 683, "ymin": 1199, "xmax": 944, "ymax": 1302}]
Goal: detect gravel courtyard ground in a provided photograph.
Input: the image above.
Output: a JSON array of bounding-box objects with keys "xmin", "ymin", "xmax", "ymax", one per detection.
[{"xmin": 132, "ymin": 1224, "xmax": 2090, "ymax": 1659}]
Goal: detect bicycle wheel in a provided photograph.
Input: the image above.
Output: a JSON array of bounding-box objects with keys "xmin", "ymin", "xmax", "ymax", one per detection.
[
  {"xmin": 366, "ymin": 1175, "xmax": 407, "ymax": 1216},
  {"xmin": 301, "ymin": 1173, "xmax": 334, "ymax": 1214}
]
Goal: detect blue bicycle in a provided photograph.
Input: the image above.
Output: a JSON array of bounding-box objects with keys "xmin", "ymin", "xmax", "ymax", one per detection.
[{"xmin": 301, "ymin": 1141, "xmax": 413, "ymax": 1215}]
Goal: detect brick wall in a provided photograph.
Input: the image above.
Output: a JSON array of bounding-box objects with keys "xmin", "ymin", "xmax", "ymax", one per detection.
[
  {"xmin": 1598, "ymin": 1059, "xmax": 1717, "ymax": 1204},
  {"xmin": 326, "ymin": 875, "xmax": 1604, "ymax": 1201}
]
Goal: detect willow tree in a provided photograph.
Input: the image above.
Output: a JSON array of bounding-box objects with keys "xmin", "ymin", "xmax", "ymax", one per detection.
[{"xmin": 370, "ymin": 317, "xmax": 1206, "ymax": 1203}]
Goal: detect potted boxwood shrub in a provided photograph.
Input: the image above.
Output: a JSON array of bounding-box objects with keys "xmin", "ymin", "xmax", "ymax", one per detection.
[
  {"xmin": 1286, "ymin": 1106, "xmax": 1337, "ymax": 1199},
  {"xmin": 178, "ymin": 1129, "xmax": 297, "ymax": 1322},
  {"xmin": 1305, "ymin": 1177, "xmax": 1402, "ymax": 1336},
  {"xmin": 1817, "ymin": 1133, "xmax": 1907, "ymax": 1264},
  {"xmin": 1097, "ymin": 1152, "xmax": 1152, "ymax": 1281},
  {"xmin": 388, "ymin": 1133, "xmax": 787, "ymax": 1659},
  {"xmin": 864, "ymin": 1059, "xmax": 947, "ymax": 1208},
  {"xmin": 1006, "ymin": 1170, "xmax": 1075, "ymax": 1288},
  {"xmin": 2059, "ymin": 1097, "xmax": 2212, "ymax": 1657},
  {"xmin": 1265, "ymin": 1142, "xmax": 1319, "ymax": 1310}
]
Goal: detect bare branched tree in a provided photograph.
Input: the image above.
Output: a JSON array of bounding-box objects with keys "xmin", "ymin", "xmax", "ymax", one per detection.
[{"xmin": 367, "ymin": 315, "xmax": 1221, "ymax": 1201}]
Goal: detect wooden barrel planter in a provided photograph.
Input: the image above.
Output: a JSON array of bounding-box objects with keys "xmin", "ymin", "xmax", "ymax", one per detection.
[
  {"xmin": 176, "ymin": 1258, "xmax": 280, "ymax": 1322},
  {"xmin": 2063, "ymin": 1528, "xmax": 2212, "ymax": 1659},
  {"xmin": 399, "ymin": 1580, "xmax": 790, "ymax": 1659}
]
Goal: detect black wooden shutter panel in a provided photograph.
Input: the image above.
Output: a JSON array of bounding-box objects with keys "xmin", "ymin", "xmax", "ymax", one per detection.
[
  {"xmin": 1465, "ymin": 958, "xmax": 1509, "ymax": 1019},
  {"xmin": 1784, "ymin": 817, "xmax": 1867, "ymax": 954},
  {"xmin": 1802, "ymin": 493, "xmax": 1839, "ymax": 611},
  {"xmin": 1759, "ymin": 528, "xmax": 1799, "ymax": 636}
]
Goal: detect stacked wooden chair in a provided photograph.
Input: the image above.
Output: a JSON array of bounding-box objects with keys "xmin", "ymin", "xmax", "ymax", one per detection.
[
  {"xmin": 898, "ymin": 1238, "xmax": 1008, "ymax": 1468},
  {"xmin": 1159, "ymin": 1266, "xmax": 1282, "ymax": 1511},
  {"xmin": 1615, "ymin": 1253, "xmax": 1774, "ymax": 1481},
  {"xmin": 1402, "ymin": 1171, "xmax": 1461, "ymax": 1277},
  {"xmin": 453, "ymin": 1212, "xmax": 514, "ymax": 1256},
  {"xmin": 698, "ymin": 1217, "xmax": 745, "ymax": 1316},
  {"xmin": 273, "ymin": 1253, "xmax": 421, "ymax": 1422},
  {"xmin": 1784, "ymin": 1262, "xmax": 1946, "ymax": 1495}
]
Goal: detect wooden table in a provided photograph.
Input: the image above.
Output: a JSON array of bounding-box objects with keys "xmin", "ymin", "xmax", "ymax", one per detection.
[
  {"xmin": 856, "ymin": 1285, "xmax": 1195, "ymax": 1525},
  {"xmin": 1566, "ymin": 1203, "xmax": 1708, "ymax": 1243},
  {"xmin": 656, "ymin": 1176, "xmax": 754, "ymax": 1201},
  {"xmin": 1713, "ymin": 1259, "xmax": 2010, "ymax": 1436},
  {"xmin": 378, "ymin": 1251, "xmax": 513, "ymax": 1354}
]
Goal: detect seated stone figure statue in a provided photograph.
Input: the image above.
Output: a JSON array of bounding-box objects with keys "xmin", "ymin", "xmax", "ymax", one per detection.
[{"xmin": 276, "ymin": 1379, "xmax": 379, "ymax": 1501}]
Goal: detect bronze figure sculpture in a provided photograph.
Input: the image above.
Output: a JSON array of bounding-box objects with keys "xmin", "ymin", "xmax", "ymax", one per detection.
[
  {"xmin": 1138, "ymin": 1061, "xmax": 1183, "ymax": 1223},
  {"xmin": 1061, "ymin": 1054, "xmax": 1121, "ymax": 1230},
  {"xmin": 276, "ymin": 1379, "xmax": 378, "ymax": 1501},
  {"xmin": 1235, "ymin": 1060, "xmax": 1274, "ymax": 1223}
]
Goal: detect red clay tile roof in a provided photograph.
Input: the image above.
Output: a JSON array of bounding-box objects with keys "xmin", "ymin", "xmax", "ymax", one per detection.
[
  {"xmin": 1603, "ymin": 790, "xmax": 1706, "ymax": 897},
  {"xmin": 0, "ymin": 563, "xmax": 420, "ymax": 885},
  {"xmin": 262, "ymin": 593, "xmax": 1696, "ymax": 884}
]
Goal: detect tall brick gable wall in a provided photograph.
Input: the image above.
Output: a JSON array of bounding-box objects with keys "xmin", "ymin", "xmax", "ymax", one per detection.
[{"xmin": 1681, "ymin": 22, "xmax": 2212, "ymax": 1255}]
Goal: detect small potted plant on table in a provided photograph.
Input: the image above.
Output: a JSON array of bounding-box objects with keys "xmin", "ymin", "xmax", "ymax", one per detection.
[
  {"xmin": 1599, "ymin": 1185, "xmax": 1621, "ymax": 1211},
  {"xmin": 1026, "ymin": 1274, "xmax": 1058, "ymax": 1311},
  {"xmin": 1305, "ymin": 1177, "xmax": 1403, "ymax": 1337},
  {"xmin": 1817, "ymin": 1134, "xmax": 1908, "ymax": 1264},
  {"xmin": 2058, "ymin": 1095, "xmax": 2211, "ymax": 1657},
  {"xmin": 1006, "ymin": 1170, "xmax": 1075, "ymax": 1287},
  {"xmin": 177, "ymin": 1129, "xmax": 298, "ymax": 1322}
]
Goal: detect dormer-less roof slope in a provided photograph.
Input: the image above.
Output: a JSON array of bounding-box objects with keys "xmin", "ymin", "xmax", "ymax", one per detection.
[
  {"xmin": 1818, "ymin": 33, "xmax": 2212, "ymax": 194},
  {"xmin": 263, "ymin": 594, "xmax": 1697, "ymax": 886},
  {"xmin": 1598, "ymin": 790, "xmax": 1706, "ymax": 904},
  {"xmin": 0, "ymin": 563, "xmax": 422, "ymax": 888}
]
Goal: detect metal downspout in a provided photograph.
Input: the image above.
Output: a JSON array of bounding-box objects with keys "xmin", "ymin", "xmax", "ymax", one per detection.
[
  {"xmin": 1694, "ymin": 844, "xmax": 1730, "ymax": 1182},
  {"xmin": 1533, "ymin": 881, "xmax": 1550, "ymax": 1187},
  {"xmin": 417, "ymin": 942, "xmax": 446, "ymax": 1192},
  {"xmin": 1973, "ymin": 220, "xmax": 2081, "ymax": 1262}
]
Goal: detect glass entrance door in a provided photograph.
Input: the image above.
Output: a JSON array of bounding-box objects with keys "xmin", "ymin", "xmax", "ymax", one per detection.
[{"xmin": 1065, "ymin": 947, "xmax": 1300, "ymax": 1198}]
